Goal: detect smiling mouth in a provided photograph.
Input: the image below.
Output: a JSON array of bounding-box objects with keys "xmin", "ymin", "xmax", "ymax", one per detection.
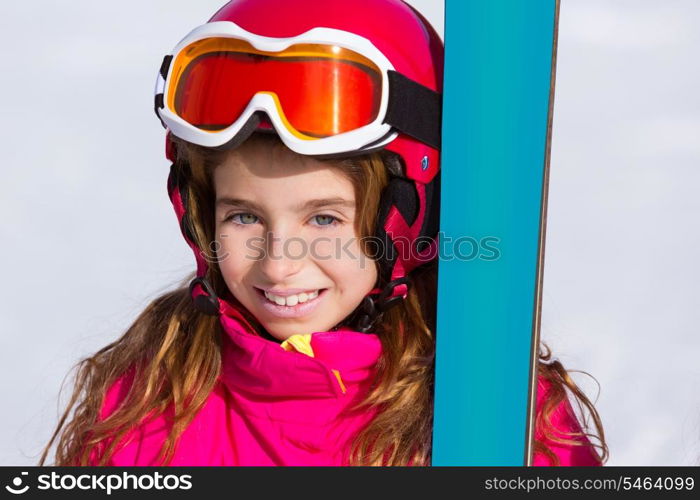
[{"xmin": 254, "ymin": 287, "xmax": 328, "ymax": 307}]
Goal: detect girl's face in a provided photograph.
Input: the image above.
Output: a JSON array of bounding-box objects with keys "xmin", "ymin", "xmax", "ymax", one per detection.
[{"xmin": 213, "ymin": 138, "xmax": 378, "ymax": 341}]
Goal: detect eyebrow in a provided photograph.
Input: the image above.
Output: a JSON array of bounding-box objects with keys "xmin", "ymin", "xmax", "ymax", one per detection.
[{"xmin": 215, "ymin": 197, "xmax": 355, "ymax": 212}]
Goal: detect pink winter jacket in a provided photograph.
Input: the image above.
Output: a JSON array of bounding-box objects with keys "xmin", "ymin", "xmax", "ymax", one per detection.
[
  {"xmin": 533, "ymin": 376, "xmax": 601, "ymax": 466},
  {"xmin": 92, "ymin": 314, "xmax": 600, "ymax": 466}
]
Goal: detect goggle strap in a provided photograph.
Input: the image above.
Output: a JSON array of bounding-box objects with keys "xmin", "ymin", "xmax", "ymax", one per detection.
[
  {"xmin": 154, "ymin": 55, "xmax": 173, "ymax": 128},
  {"xmin": 154, "ymin": 93, "xmax": 165, "ymax": 127},
  {"xmin": 385, "ymin": 70, "xmax": 442, "ymax": 150},
  {"xmin": 160, "ymin": 55, "xmax": 173, "ymax": 80}
]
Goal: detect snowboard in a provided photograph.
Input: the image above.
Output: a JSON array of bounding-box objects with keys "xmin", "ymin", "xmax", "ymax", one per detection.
[{"xmin": 432, "ymin": 0, "xmax": 560, "ymax": 465}]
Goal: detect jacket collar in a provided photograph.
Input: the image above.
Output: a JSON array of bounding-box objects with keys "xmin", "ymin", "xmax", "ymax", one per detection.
[{"xmin": 218, "ymin": 314, "xmax": 382, "ymax": 399}]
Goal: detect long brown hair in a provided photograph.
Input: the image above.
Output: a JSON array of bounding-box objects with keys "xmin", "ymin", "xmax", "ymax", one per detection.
[
  {"xmin": 535, "ymin": 344, "xmax": 608, "ymax": 465},
  {"xmin": 41, "ymin": 133, "xmax": 606, "ymax": 466}
]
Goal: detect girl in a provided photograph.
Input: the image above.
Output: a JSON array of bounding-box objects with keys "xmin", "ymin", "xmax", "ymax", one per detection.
[{"xmin": 40, "ymin": 0, "xmax": 607, "ymax": 466}]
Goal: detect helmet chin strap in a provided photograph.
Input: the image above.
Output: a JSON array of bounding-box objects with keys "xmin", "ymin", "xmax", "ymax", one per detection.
[{"xmin": 345, "ymin": 276, "xmax": 412, "ymax": 333}]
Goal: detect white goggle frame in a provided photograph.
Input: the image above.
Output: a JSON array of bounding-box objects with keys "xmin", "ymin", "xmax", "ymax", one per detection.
[{"xmin": 155, "ymin": 21, "xmax": 398, "ymax": 155}]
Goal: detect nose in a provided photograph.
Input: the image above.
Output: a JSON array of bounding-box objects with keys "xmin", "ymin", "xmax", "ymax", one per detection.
[{"xmin": 257, "ymin": 230, "xmax": 306, "ymax": 283}]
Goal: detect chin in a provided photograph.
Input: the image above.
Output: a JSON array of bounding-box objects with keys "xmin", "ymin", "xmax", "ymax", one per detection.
[
  {"xmin": 262, "ymin": 326, "xmax": 294, "ymax": 342},
  {"xmin": 262, "ymin": 319, "xmax": 336, "ymax": 341}
]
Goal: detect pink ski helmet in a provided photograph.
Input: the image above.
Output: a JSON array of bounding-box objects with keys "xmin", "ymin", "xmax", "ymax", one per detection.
[{"xmin": 156, "ymin": 0, "xmax": 443, "ymax": 332}]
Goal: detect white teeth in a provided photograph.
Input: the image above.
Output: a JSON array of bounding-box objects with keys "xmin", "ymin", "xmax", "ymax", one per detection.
[{"xmin": 264, "ymin": 289, "xmax": 321, "ymax": 306}]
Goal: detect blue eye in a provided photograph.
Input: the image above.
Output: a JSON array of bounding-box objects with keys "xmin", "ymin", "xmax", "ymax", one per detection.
[
  {"xmin": 227, "ymin": 213, "xmax": 259, "ymax": 225},
  {"xmin": 312, "ymin": 214, "xmax": 339, "ymax": 227}
]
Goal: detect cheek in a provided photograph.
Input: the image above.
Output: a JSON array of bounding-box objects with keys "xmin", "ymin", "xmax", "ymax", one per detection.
[
  {"xmin": 215, "ymin": 230, "xmax": 264, "ymax": 277},
  {"xmin": 307, "ymin": 237, "xmax": 335, "ymax": 260},
  {"xmin": 324, "ymin": 234, "xmax": 378, "ymax": 283}
]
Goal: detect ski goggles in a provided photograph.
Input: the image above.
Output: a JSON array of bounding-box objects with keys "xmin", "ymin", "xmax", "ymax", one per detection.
[{"xmin": 154, "ymin": 21, "xmax": 441, "ymax": 156}]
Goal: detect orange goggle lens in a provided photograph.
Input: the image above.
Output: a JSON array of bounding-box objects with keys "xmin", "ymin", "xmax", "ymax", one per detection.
[{"xmin": 167, "ymin": 38, "xmax": 383, "ymax": 138}]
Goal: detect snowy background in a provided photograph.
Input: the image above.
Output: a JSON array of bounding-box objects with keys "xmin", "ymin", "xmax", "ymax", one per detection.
[{"xmin": 1, "ymin": 0, "xmax": 698, "ymax": 465}]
